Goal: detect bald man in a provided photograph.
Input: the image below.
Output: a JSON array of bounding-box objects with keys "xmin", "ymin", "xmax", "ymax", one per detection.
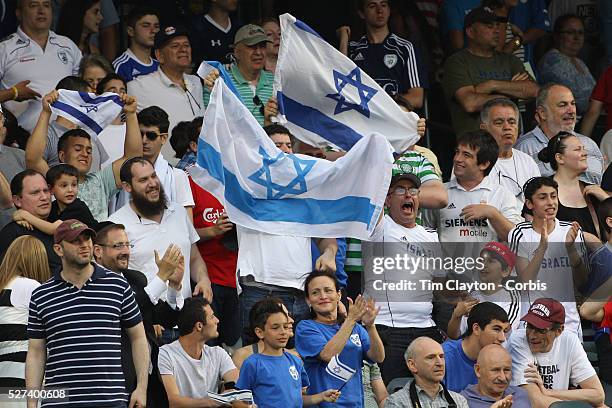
[
  {"xmin": 461, "ymin": 344, "xmax": 531, "ymax": 408},
  {"xmin": 385, "ymin": 337, "xmax": 469, "ymax": 408}
]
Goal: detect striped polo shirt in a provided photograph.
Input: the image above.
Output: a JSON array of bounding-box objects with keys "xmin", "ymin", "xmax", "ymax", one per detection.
[{"xmin": 28, "ymin": 264, "xmax": 142, "ymax": 407}]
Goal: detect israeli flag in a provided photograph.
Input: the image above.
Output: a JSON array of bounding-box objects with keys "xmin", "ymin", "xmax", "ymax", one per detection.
[
  {"xmin": 325, "ymin": 355, "xmax": 357, "ymax": 383},
  {"xmin": 274, "ymin": 13, "xmax": 420, "ymax": 153},
  {"xmin": 188, "ymin": 78, "xmax": 393, "ymax": 239},
  {"xmin": 50, "ymin": 89, "xmax": 123, "ymax": 135},
  {"xmin": 197, "ymin": 60, "xmax": 243, "ymax": 103}
]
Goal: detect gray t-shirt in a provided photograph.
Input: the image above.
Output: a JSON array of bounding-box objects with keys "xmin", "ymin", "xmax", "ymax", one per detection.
[
  {"xmin": 0, "ymin": 145, "xmax": 25, "ymax": 182},
  {"xmin": 158, "ymin": 340, "xmax": 235, "ymax": 399}
]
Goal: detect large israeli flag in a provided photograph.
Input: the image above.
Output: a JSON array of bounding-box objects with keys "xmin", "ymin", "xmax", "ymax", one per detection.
[
  {"xmin": 50, "ymin": 90, "xmax": 123, "ymax": 135},
  {"xmin": 188, "ymin": 78, "xmax": 394, "ymax": 239},
  {"xmin": 274, "ymin": 13, "xmax": 420, "ymax": 153}
]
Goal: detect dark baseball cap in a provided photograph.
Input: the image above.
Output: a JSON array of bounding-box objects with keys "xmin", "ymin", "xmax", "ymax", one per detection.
[
  {"xmin": 464, "ymin": 6, "xmax": 498, "ymax": 28},
  {"xmin": 234, "ymin": 24, "xmax": 270, "ymax": 46},
  {"xmin": 521, "ymin": 298, "xmax": 565, "ymax": 329},
  {"xmin": 154, "ymin": 25, "xmax": 190, "ymax": 50},
  {"xmin": 54, "ymin": 219, "xmax": 96, "ymax": 244}
]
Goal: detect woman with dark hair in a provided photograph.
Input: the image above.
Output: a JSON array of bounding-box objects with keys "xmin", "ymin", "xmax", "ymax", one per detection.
[
  {"xmin": 538, "ymin": 14, "xmax": 595, "ymax": 114},
  {"xmin": 538, "ymin": 131, "xmax": 610, "ymax": 240},
  {"xmin": 295, "ymin": 270, "xmax": 384, "ymax": 407},
  {"xmin": 56, "ymin": 0, "xmax": 103, "ymax": 55}
]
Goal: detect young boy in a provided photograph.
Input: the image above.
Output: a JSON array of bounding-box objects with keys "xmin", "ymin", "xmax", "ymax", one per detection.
[
  {"xmin": 237, "ymin": 299, "xmax": 340, "ymax": 408},
  {"xmin": 12, "ymin": 164, "xmax": 97, "ymax": 233}
]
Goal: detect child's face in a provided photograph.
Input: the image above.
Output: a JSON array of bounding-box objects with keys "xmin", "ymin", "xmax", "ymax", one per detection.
[
  {"xmin": 51, "ymin": 174, "xmax": 78, "ymax": 205},
  {"xmin": 258, "ymin": 312, "xmax": 290, "ymax": 350}
]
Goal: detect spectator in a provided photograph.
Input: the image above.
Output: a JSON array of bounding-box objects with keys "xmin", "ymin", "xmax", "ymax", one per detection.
[
  {"xmin": 362, "ymin": 169, "xmax": 446, "ymax": 383},
  {"xmin": 443, "ymin": 302, "xmax": 510, "ymax": 392},
  {"xmin": 580, "ymin": 65, "xmax": 612, "ymax": 139},
  {"xmin": 171, "ymin": 119, "xmax": 199, "ymax": 170},
  {"xmin": 538, "ymin": 132, "xmax": 610, "ymax": 240},
  {"xmin": 0, "ymin": 236, "xmax": 49, "ymax": 387},
  {"xmin": 94, "ymin": 0, "xmax": 120, "ymax": 62},
  {"xmin": 363, "ymin": 361, "xmax": 387, "ymax": 408},
  {"xmin": 237, "ymin": 298, "xmax": 340, "ymax": 407},
  {"xmin": 128, "ymin": 25, "xmax": 204, "ymax": 159},
  {"xmin": 158, "ymin": 296, "xmax": 240, "ymax": 406},
  {"xmin": 191, "ymin": 0, "xmax": 239, "ymax": 65},
  {"xmin": 94, "ymin": 222, "xmax": 184, "ymax": 408},
  {"xmin": 442, "ymin": 6, "xmax": 538, "ymax": 136},
  {"xmin": 262, "ymin": 17, "xmax": 280, "ymax": 73},
  {"xmin": 0, "ymin": 105, "xmax": 26, "ymax": 183},
  {"xmin": 112, "ymin": 7, "xmax": 160, "ymax": 82},
  {"xmin": 0, "ymin": 0, "xmax": 81, "ymax": 133},
  {"xmin": 25, "ymin": 90, "xmax": 142, "ymax": 221},
  {"xmin": 56, "ymin": 0, "xmax": 103, "ymax": 55},
  {"xmin": 26, "ymin": 219, "xmax": 148, "ymax": 407},
  {"xmin": 508, "ymin": 177, "xmax": 587, "ymax": 335},
  {"xmin": 108, "ymin": 157, "xmax": 212, "ymax": 303},
  {"xmin": 509, "ymin": 298, "xmax": 605, "ymax": 408},
  {"xmin": 0, "ymin": 169, "xmax": 61, "ymax": 273},
  {"xmin": 203, "ymin": 25, "xmax": 274, "ymax": 126},
  {"xmin": 338, "ymin": 0, "xmax": 427, "ymax": 109},
  {"xmin": 0, "ymin": 172, "xmax": 13, "ymax": 230},
  {"xmin": 384, "ymin": 336, "xmax": 469, "ymax": 408},
  {"xmin": 515, "ymin": 83, "xmax": 604, "ymax": 185},
  {"xmin": 295, "ymin": 270, "xmax": 385, "ymax": 406},
  {"xmin": 78, "ymin": 53, "xmax": 113, "ymax": 93},
  {"xmin": 479, "ymin": 98, "xmax": 541, "ymax": 201},
  {"xmin": 538, "ymin": 15, "xmax": 595, "ymax": 115},
  {"xmin": 460, "ymin": 344, "xmax": 530, "ymax": 408},
  {"xmin": 96, "ymin": 73, "xmax": 128, "ymax": 168}
]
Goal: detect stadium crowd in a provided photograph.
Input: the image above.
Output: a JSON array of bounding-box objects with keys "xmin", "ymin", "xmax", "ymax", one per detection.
[{"xmin": 0, "ymin": 0, "xmax": 611, "ymax": 407}]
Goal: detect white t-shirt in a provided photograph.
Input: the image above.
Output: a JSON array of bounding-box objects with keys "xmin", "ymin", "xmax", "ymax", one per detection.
[
  {"xmin": 459, "ymin": 287, "xmax": 525, "ymax": 337},
  {"xmin": 98, "ymin": 123, "xmax": 126, "ymax": 167},
  {"xmin": 490, "ymin": 149, "xmax": 541, "ymax": 201},
  {"xmin": 363, "ymin": 215, "xmax": 443, "ymax": 327},
  {"xmin": 108, "ymin": 202, "xmax": 200, "ymax": 299},
  {"xmin": 158, "ymin": 340, "xmax": 235, "ymax": 399},
  {"xmin": 236, "ymin": 226, "xmax": 312, "ymax": 291},
  {"xmin": 508, "ymin": 219, "xmax": 586, "ymax": 335},
  {"xmin": 509, "ymin": 329, "xmax": 595, "ymax": 389}
]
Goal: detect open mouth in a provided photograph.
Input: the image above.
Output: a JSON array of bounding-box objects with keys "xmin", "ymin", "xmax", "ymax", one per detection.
[{"xmin": 402, "ymin": 202, "xmax": 414, "ymax": 213}]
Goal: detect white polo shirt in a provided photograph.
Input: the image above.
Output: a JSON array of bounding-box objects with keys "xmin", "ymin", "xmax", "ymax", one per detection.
[
  {"xmin": 108, "ymin": 202, "xmax": 200, "ymax": 299},
  {"xmin": 127, "ymin": 69, "xmax": 204, "ymax": 159},
  {"xmin": 0, "ymin": 28, "xmax": 81, "ymax": 132}
]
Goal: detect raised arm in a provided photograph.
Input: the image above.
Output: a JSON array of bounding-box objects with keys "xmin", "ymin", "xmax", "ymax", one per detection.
[
  {"xmin": 25, "ymin": 91, "xmax": 59, "ymax": 175},
  {"xmin": 111, "ymin": 94, "xmax": 142, "ymax": 187},
  {"xmin": 580, "ymin": 99, "xmax": 603, "ymax": 138},
  {"xmin": 419, "ymin": 180, "xmax": 449, "ymax": 209},
  {"xmin": 318, "ymin": 296, "xmax": 367, "ymax": 362}
]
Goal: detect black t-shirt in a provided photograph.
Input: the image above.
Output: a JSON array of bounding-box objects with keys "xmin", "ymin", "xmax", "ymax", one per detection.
[
  {"xmin": 49, "ymin": 198, "xmax": 98, "ymax": 229},
  {"xmin": 190, "ymin": 14, "xmax": 239, "ymax": 65},
  {"xmin": 0, "ymin": 222, "xmax": 61, "ymax": 275},
  {"xmin": 602, "ymin": 164, "xmax": 612, "ymax": 192}
]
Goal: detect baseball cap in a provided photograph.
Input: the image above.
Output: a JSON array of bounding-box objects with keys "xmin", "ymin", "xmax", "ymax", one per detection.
[
  {"xmin": 390, "ymin": 162, "xmax": 421, "ymax": 189},
  {"xmin": 154, "ymin": 25, "xmax": 189, "ymax": 50},
  {"xmin": 234, "ymin": 24, "xmax": 270, "ymax": 46},
  {"xmin": 481, "ymin": 242, "xmax": 516, "ymax": 269},
  {"xmin": 54, "ymin": 219, "xmax": 96, "ymax": 244},
  {"xmin": 521, "ymin": 298, "xmax": 565, "ymax": 329},
  {"xmin": 464, "ymin": 6, "xmax": 498, "ymax": 28}
]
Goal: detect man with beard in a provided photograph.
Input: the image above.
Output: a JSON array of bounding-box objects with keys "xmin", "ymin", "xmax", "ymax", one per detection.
[
  {"xmin": 26, "ymin": 219, "xmax": 149, "ymax": 407},
  {"xmin": 108, "ymin": 157, "xmax": 213, "ymax": 304},
  {"xmin": 515, "ymin": 83, "xmax": 604, "ymax": 185},
  {"xmin": 94, "ymin": 221, "xmax": 184, "ymax": 407}
]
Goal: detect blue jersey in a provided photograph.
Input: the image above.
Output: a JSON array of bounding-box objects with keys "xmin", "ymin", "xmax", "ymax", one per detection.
[
  {"xmin": 442, "ymin": 339, "xmax": 477, "ymax": 392},
  {"xmin": 113, "ymin": 49, "xmax": 159, "ymax": 82},
  {"xmin": 295, "ymin": 319, "xmax": 370, "ymax": 407},
  {"xmin": 237, "ymin": 352, "xmax": 309, "ymax": 408},
  {"xmin": 349, "ymin": 33, "xmax": 428, "ymax": 96}
]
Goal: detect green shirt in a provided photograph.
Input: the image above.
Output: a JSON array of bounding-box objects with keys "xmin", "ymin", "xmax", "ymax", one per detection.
[{"xmin": 78, "ymin": 165, "xmax": 118, "ymax": 221}]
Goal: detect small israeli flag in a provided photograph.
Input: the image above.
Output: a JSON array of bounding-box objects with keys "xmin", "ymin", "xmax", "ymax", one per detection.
[
  {"xmin": 325, "ymin": 355, "xmax": 357, "ymax": 383},
  {"xmin": 50, "ymin": 90, "xmax": 123, "ymax": 135}
]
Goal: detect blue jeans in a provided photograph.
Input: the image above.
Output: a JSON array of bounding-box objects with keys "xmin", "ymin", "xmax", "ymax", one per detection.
[{"xmin": 239, "ymin": 285, "xmax": 310, "ymax": 348}]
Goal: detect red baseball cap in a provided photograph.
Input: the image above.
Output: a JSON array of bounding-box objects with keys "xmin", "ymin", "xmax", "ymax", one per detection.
[
  {"xmin": 54, "ymin": 219, "xmax": 96, "ymax": 244},
  {"xmin": 521, "ymin": 298, "xmax": 565, "ymax": 329},
  {"xmin": 481, "ymin": 242, "xmax": 516, "ymax": 269}
]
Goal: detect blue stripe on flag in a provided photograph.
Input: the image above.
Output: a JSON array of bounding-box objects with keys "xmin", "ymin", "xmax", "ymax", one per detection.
[
  {"xmin": 78, "ymin": 92, "xmax": 123, "ymax": 106},
  {"xmin": 197, "ymin": 138, "xmax": 376, "ymax": 225},
  {"xmin": 277, "ymin": 91, "xmax": 363, "ymax": 151},
  {"xmin": 294, "ymin": 19, "xmax": 323, "ymax": 40},
  {"xmin": 52, "ymin": 101, "xmax": 103, "ymax": 134}
]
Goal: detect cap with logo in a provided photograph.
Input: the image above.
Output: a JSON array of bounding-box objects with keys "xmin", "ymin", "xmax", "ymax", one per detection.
[
  {"xmin": 54, "ymin": 219, "xmax": 96, "ymax": 244},
  {"xmin": 154, "ymin": 25, "xmax": 190, "ymax": 50},
  {"xmin": 521, "ymin": 298, "xmax": 565, "ymax": 329},
  {"xmin": 464, "ymin": 6, "xmax": 498, "ymax": 28},
  {"xmin": 481, "ymin": 241, "xmax": 516, "ymax": 269},
  {"xmin": 234, "ymin": 24, "xmax": 271, "ymax": 46},
  {"xmin": 390, "ymin": 162, "xmax": 421, "ymax": 189}
]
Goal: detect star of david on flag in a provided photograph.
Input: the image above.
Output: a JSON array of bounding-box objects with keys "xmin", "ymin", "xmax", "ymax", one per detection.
[
  {"xmin": 326, "ymin": 68, "xmax": 378, "ymax": 117},
  {"xmin": 50, "ymin": 89, "xmax": 123, "ymax": 135},
  {"xmin": 325, "ymin": 355, "xmax": 356, "ymax": 383}
]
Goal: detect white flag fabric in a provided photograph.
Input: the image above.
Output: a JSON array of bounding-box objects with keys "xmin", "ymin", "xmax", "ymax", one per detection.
[
  {"xmin": 274, "ymin": 13, "xmax": 420, "ymax": 153},
  {"xmin": 50, "ymin": 90, "xmax": 123, "ymax": 135},
  {"xmin": 188, "ymin": 78, "xmax": 394, "ymax": 239},
  {"xmin": 325, "ymin": 355, "xmax": 357, "ymax": 383}
]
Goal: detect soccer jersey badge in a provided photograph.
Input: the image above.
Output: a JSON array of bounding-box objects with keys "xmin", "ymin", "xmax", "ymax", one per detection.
[
  {"xmin": 289, "ymin": 365, "xmax": 299, "ymax": 380},
  {"xmin": 57, "ymin": 51, "xmax": 68, "ymax": 64},
  {"xmin": 350, "ymin": 333, "xmax": 362, "ymax": 346},
  {"xmin": 383, "ymin": 54, "xmax": 397, "ymax": 68}
]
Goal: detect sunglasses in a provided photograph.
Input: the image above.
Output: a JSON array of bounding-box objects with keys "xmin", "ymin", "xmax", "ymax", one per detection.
[
  {"xmin": 141, "ymin": 130, "xmax": 165, "ymax": 141},
  {"xmin": 253, "ymin": 95, "xmax": 266, "ymax": 116}
]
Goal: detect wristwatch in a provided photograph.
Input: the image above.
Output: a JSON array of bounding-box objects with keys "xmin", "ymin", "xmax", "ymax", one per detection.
[{"xmin": 513, "ymin": 37, "xmax": 522, "ymax": 47}]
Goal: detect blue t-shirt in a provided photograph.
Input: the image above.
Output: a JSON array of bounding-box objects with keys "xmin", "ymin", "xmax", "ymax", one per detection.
[
  {"xmin": 442, "ymin": 339, "xmax": 477, "ymax": 392},
  {"xmin": 237, "ymin": 352, "xmax": 309, "ymax": 408},
  {"xmin": 311, "ymin": 238, "xmax": 347, "ymax": 288},
  {"xmin": 113, "ymin": 50, "xmax": 160, "ymax": 82},
  {"xmin": 295, "ymin": 319, "xmax": 370, "ymax": 407}
]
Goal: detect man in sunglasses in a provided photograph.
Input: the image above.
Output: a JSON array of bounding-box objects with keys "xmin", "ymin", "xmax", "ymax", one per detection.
[{"xmin": 509, "ymin": 298, "xmax": 605, "ymax": 408}]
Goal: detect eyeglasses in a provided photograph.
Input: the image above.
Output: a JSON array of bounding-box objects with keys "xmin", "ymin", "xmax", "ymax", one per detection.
[
  {"xmin": 526, "ymin": 323, "xmax": 552, "ymax": 334},
  {"xmin": 559, "ymin": 30, "xmax": 585, "ymax": 37},
  {"xmin": 253, "ymin": 95, "xmax": 265, "ymax": 116},
  {"xmin": 389, "ymin": 187, "xmax": 419, "ymax": 196},
  {"xmin": 97, "ymin": 242, "xmax": 134, "ymax": 249},
  {"xmin": 141, "ymin": 131, "xmax": 164, "ymax": 141}
]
